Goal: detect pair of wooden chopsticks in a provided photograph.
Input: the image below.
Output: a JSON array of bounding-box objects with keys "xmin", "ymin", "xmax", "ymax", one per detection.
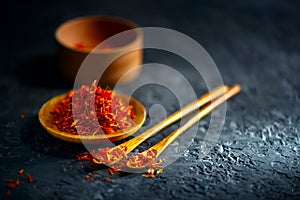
[{"xmin": 93, "ymin": 84, "xmax": 241, "ymax": 168}]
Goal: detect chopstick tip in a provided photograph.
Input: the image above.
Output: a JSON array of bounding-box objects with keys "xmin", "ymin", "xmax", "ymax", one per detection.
[{"xmin": 232, "ymin": 84, "xmax": 241, "ymax": 92}]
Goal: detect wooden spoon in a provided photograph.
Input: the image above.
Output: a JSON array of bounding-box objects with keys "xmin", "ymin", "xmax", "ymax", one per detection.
[
  {"xmin": 92, "ymin": 85, "xmax": 229, "ymax": 165},
  {"xmin": 126, "ymin": 84, "xmax": 241, "ymax": 170},
  {"xmin": 38, "ymin": 92, "xmax": 146, "ymax": 144}
]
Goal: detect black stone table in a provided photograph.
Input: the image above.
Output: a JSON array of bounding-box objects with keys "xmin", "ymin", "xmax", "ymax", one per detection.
[{"xmin": 1, "ymin": 0, "xmax": 299, "ymax": 199}]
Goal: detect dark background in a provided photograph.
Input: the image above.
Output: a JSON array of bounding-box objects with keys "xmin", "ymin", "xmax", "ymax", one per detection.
[{"xmin": 1, "ymin": 0, "xmax": 300, "ymax": 199}]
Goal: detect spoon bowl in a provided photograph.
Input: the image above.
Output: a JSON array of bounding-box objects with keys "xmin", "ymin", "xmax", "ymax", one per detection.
[
  {"xmin": 38, "ymin": 92, "xmax": 146, "ymax": 144},
  {"xmin": 125, "ymin": 151, "xmax": 156, "ymax": 170}
]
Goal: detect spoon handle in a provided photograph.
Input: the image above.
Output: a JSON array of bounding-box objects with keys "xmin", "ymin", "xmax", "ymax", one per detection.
[
  {"xmin": 149, "ymin": 84, "xmax": 241, "ymax": 156},
  {"xmin": 121, "ymin": 85, "xmax": 229, "ymax": 153}
]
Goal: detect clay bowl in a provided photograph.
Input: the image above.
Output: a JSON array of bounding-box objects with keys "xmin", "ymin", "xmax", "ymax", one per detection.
[
  {"xmin": 38, "ymin": 92, "xmax": 146, "ymax": 144},
  {"xmin": 55, "ymin": 16, "xmax": 143, "ymax": 86}
]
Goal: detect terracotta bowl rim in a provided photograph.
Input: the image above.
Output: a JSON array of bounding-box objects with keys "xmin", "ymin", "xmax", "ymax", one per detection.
[{"xmin": 55, "ymin": 15, "xmax": 143, "ymax": 54}]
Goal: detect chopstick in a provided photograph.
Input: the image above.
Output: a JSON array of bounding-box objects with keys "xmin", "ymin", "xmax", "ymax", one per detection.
[{"xmin": 93, "ymin": 85, "xmax": 228, "ymax": 165}]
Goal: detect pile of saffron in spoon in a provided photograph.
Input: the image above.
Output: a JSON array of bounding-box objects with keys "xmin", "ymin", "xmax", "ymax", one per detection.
[{"xmin": 50, "ymin": 81, "xmax": 135, "ymax": 135}]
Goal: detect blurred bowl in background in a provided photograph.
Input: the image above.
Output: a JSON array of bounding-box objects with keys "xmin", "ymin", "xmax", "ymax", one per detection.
[{"xmin": 55, "ymin": 16, "xmax": 143, "ymax": 86}]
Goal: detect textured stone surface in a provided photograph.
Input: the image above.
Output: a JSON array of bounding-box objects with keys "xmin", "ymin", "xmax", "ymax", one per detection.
[{"xmin": 1, "ymin": 0, "xmax": 300, "ymax": 199}]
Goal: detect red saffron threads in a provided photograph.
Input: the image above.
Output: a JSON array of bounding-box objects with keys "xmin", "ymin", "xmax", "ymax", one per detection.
[
  {"xmin": 74, "ymin": 144, "xmax": 164, "ymax": 178},
  {"xmin": 51, "ymin": 81, "xmax": 135, "ymax": 135},
  {"xmin": 26, "ymin": 173, "xmax": 34, "ymax": 183},
  {"xmin": 107, "ymin": 168, "xmax": 115, "ymax": 175},
  {"xmin": 76, "ymin": 152, "xmax": 93, "ymax": 161},
  {"xmin": 126, "ymin": 150, "xmax": 157, "ymax": 168},
  {"xmin": 75, "ymin": 149, "xmax": 164, "ymax": 177},
  {"xmin": 92, "ymin": 146, "xmax": 127, "ymax": 165},
  {"xmin": 50, "ymin": 81, "xmax": 135, "ymax": 135},
  {"xmin": 75, "ymin": 43, "xmax": 85, "ymax": 50},
  {"xmin": 4, "ymin": 179, "xmax": 19, "ymax": 196},
  {"xmin": 104, "ymin": 150, "xmax": 163, "ymax": 175},
  {"xmin": 83, "ymin": 174, "xmax": 95, "ymax": 181},
  {"xmin": 18, "ymin": 169, "xmax": 24, "ymax": 175},
  {"xmin": 4, "ymin": 171, "xmax": 35, "ymax": 196},
  {"xmin": 7, "ymin": 182, "xmax": 18, "ymax": 189},
  {"xmin": 75, "ymin": 42, "xmax": 112, "ymax": 50}
]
